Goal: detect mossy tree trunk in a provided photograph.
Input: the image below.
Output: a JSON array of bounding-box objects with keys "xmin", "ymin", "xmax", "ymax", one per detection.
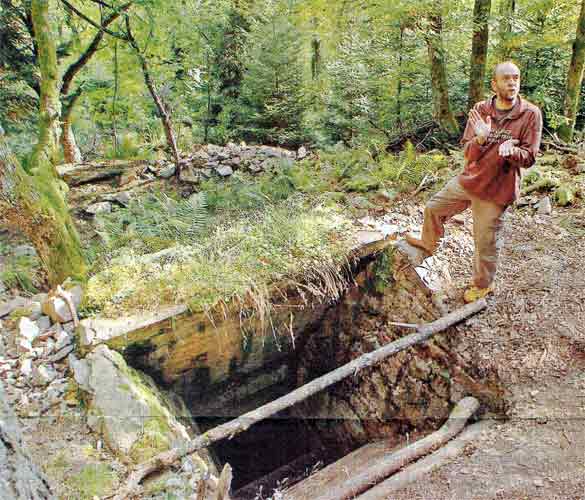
[
  {"xmin": 0, "ymin": 0, "xmax": 87, "ymax": 286},
  {"xmin": 60, "ymin": 90, "xmax": 83, "ymax": 164},
  {"xmin": 425, "ymin": 1, "xmax": 459, "ymax": 135},
  {"xmin": 559, "ymin": 0, "xmax": 585, "ymax": 143},
  {"xmin": 468, "ymin": 0, "xmax": 491, "ymax": 110}
]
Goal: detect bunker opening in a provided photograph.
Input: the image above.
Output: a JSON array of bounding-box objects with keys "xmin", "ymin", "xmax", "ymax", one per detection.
[{"xmin": 119, "ymin": 245, "xmax": 506, "ymax": 498}]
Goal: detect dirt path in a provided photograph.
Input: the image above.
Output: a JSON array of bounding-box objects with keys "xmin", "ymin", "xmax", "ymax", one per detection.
[{"xmin": 389, "ymin": 203, "xmax": 585, "ymax": 499}]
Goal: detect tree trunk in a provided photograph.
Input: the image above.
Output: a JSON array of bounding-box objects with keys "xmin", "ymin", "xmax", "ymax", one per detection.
[
  {"xmin": 126, "ymin": 19, "xmax": 180, "ymax": 170},
  {"xmin": 0, "ymin": 138, "xmax": 87, "ymax": 286},
  {"xmin": 497, "ymin": 0, "xmax": 515, "ymax": 59},
  {"xmin": 61, "ymin": 92, "xmax": 83, "ymax": 163},
  {"xmin": 468, "ymin": 0, "xmax": 491, "ymax": 109},
  {"xmin": 311, "ymin": 35, "xmax": 322, "ymax": 80},
  {"xmin": 0, "ymin": 382, "xmax": 54, "ymax": 499},
  {"xmin": 425, "ymin": 2, "xmax": 459, "ymax": 135},
  {"xmin": 397, "ymin": 24, "xmax": 405, "ymax": 130},
  {"xmin": 0, "ymin": 0, "xmax": 88, "ymax": 286},
  {"xmin": 30, "ymin": 0, "xmax": 61, "ymax": 175},
  {"xmin": 559, "ymin": 0, "xmax": 585, "ymax": 142}
]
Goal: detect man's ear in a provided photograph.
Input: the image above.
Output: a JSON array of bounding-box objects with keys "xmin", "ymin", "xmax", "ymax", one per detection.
[{"xmin": 490, "ymin": 79, "xmax": 497, "ymax": 93}]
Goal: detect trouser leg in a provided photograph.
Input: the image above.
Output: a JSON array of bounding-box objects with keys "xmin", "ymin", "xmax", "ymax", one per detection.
[
  {"xmin": 471, "ymin": 198, "xmax": 507, "ymax": 288},
  {"xmin": 421, "ymin": 177, "xmax": 471, "ymax": 252}
]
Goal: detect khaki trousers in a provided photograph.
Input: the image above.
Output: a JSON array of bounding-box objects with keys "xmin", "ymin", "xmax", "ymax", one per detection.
[{"xmin": 421, "ymin": 177, "xmax": 507, "ymax": 289}]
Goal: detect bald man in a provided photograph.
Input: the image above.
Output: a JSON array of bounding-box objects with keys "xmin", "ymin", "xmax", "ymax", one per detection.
[{"xmin": 406, "ymin": 61, "xmax": 543, "ymax": 303}]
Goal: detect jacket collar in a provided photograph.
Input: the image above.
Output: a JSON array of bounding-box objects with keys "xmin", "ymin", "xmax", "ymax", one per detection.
[{"xmin": 486, "ymin": 94, "xmax": 526, "ymax": 120}]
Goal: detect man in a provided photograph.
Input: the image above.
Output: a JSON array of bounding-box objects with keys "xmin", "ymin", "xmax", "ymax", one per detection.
[{"xmin": 406, "ymin": 61, "xmax": 542, "ymax": 303}]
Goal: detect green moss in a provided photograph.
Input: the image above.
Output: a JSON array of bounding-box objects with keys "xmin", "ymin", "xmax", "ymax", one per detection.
[
  {"xmin": 9, "ymin": 306, "xmax": 34, "ymax": 320},
  {"xmin": 371, "ymin": 247, "xmax": 395, "ymax": 293},
  {"xmin": 65, "ymin": 464, "xmax": 116, "ymax": 499},
  {"xmin": 554, "ymin": 185, "xmax": 575, "ymax": 206},
  {"xmin": 0, "ymin": 254, "xmax": 41, "ymax": 295},
  {"xmin": 128, "ymin": 419, "xmax": 172, "ymax": 462}
]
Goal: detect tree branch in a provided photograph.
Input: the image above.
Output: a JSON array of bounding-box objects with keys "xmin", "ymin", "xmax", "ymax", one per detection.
[
  {"xmin": 61, "ymin": 1, "xmax": 134, "ymax": 95},
  {"xmin": 59, "ymin": 0, "xmax": 129, "ymax": 41}
]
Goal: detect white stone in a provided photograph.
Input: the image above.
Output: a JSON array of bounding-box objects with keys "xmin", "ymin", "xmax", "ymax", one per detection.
[
  {"xmin": 297, "ymin": 146, "xmax": 308, "ymax": 159},
  {"xmin": 159, "ymin": 164, "xmax": 177, "ymax": 179},
  {"xmin": 55, "ymin": 330, "xmax": 72, "ymax": 350},
  {"xmin": 19, "ymin": 317, "xmax": 40, "ymax": 342},
  {"xmin": 537, "ymin": 196, "xmax": 552, "ymax": 215},
  {"xmin": 215, "ymin": 165, "xmax": 234, "ymax": 177},
  {"xmin": 32, "ymin": 364, "xmax": 58, "ymax": 386},
  {"xmin": 0, "ymin": 297, "xmax": 28, "ymax": 318},
  {"xmin": 36, "ymin": 315, "xmax": 51, "ymax": 332},
  {"xmin": 13, "ymin": 245, "xmax": 37, "ymax": 258},
  {"xmin": 85, "ymin": 202, "xmax": 112, "ymax": 215},
  {"xmin": 18, "ymin": 338, "xmax": 33, "ymax": 354},
  {"xmin": 72, "ymin": 345, "xmax": 192, "ymax": 461},
  {"xmin": 20, "ymin": 358, "xmax": 33, "ymax": 377},
  {"xmin": 44, "ymin": 338, "xmax": 56, "ymax": 356},
  {"xmin": 114, "ymin": 191, "xmax": 132, "ymax": 206},
  {"xmin": 41, "ymin": 286, "xmax": 81, "ymax": 324}
]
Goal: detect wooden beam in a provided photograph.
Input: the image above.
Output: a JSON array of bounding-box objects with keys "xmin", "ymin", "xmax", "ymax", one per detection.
[{"xmin": 286, "ymin": 397, "xmax": 479, "ymax": 500}]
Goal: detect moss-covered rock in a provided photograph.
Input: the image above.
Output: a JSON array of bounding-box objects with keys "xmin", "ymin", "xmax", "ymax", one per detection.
[
  {"xmin": 554, "ymin": 185, "xmax": 575, "ymax": 206},
  {"xmin": 71, "ymin": 345, "xmax": 208, "ymax": 466}
]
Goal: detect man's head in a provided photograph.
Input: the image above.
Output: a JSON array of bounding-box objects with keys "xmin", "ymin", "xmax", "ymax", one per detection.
[{"xmin": 491, "ymin": 61, "xmax": 520, "ymax": 103}]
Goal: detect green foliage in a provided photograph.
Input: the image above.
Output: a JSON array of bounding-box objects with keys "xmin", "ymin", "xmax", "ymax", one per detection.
[
  {"xmin": 86, "ymin": 194, "xmax": 358, "ymax": 318},
  {"xmin": 372, "ymin": 247, "xmax": 395, "ymax": 293},
  {"xmin": 3, "ymin": 0, "xmax": 584, "ymax": 161},
  {"xmin": 233, "ymin": 0, "xmax": 307, "ymax": 146},
  {"xmin": 317, "ymin": 142, "xmax": 447, "ymax": 194},
  {"xmin": 0, "ymin": 252, "xmax": 41, "ymax": 295},
  {"xmin": 94, "ymin": 191, "xmax": 209, "ymax": 254}
]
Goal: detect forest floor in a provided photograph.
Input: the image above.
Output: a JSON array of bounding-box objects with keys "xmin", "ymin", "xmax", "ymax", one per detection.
[{"xmin": 387, "ymin": 197, "xmax": 585, "ymax": 499}]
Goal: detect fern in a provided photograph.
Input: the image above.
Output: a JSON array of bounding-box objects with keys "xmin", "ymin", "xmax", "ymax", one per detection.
[{"xmin": 95, "ymin": 191, "xmax": 209, "ymax": 253}]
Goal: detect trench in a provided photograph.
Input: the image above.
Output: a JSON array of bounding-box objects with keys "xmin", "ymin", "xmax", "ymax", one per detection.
[{"xmin": 123, "ymin": 245, "xmax": 506, "ymax": 497}]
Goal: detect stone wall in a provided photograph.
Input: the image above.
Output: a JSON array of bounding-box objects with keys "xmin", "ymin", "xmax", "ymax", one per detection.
[{"xmin": 292, "ymin": 245, "xmax": 506, "ymax": 455}]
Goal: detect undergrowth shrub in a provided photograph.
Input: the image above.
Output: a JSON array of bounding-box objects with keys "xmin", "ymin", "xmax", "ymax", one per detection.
[
  {"xmin": 94, "ymin": 191, "xmax": 209, "ymax": 254},
  {"xmin": 0, "ymin": 254, "xmax": 42, "ymax": 295}
]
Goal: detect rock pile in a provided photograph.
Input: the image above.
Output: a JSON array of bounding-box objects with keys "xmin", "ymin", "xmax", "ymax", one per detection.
[
  {"xmin": 151, "ymin": 143, "xmax": 308, "ymax": 184},
  {"xmin": 0, "ymin": 294, "xmax": 76, "ymax": 417}
]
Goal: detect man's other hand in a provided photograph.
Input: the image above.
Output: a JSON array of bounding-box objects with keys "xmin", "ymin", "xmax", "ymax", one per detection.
[
  {"xmin": 469, "ymin": 109, "xmax": 491, "ymax": 140},
  {"xmin": 498, "ymin": 139, "xmax": 519, "ymax": 157}
]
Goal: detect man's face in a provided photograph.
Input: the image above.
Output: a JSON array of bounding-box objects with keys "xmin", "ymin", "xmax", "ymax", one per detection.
[{"xmin": 491, "ymin": 64, "xmax": 520, "ymax": 102}]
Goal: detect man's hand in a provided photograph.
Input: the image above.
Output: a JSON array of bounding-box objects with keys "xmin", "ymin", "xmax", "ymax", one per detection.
[
  {"xmin": 469, "ymin": 109, "xmax": 491, "ymax": 141},
  {"xmin": 498, "ymin": 139, "xmax": 519, "ymax": 157}
]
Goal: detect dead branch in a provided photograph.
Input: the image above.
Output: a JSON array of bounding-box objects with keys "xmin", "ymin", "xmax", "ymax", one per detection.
[{"xmin": 112, "ymin": 299, "xmax": 486, "ymax": 499}]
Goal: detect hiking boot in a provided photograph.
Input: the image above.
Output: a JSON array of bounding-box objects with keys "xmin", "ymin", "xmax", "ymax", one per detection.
[
  {"xmin": 404, "ymin": 234, "xmax": 433, "ymax": 257},
  {"xmin": 463, "ymin": 284, "xmax": 495, "ymax": 303}
]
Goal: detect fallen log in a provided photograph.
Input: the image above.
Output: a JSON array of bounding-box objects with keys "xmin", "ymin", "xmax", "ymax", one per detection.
[
  {"xmin": 355, "ymin": 419, "xmax": 493, "ymax": 499},
  {"xmin": 542, "ymin": 139, "xmax": 579, "ymax": 155},
  {"xmin": 521, "ymin": 177, "xmax": 560, "ymax": 195},
  {"xmin": 113, "ymin": 299, "xmax": 487, "ymax": 500},
  {"xmin": 285, "ymin": 397, "xmax": 479, "ymax": 500},
  {"xmin": 57, "ymin": 159, "xmax": 147, "ymax": 186}
]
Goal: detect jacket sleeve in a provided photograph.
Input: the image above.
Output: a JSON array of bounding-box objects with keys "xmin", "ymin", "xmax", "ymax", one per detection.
[
  {"xmin": 508, "ymin": 108, "xmax": 543, "ymax": 169},
  {"xmin": 461, "ymin": 103, "xmax": 488, "ymax": 162}
]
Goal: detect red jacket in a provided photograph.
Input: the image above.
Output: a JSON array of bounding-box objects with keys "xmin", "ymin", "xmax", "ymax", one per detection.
[{"xmin": 459, "ymin": 95, "xmax": 543, "ymax": 206}]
